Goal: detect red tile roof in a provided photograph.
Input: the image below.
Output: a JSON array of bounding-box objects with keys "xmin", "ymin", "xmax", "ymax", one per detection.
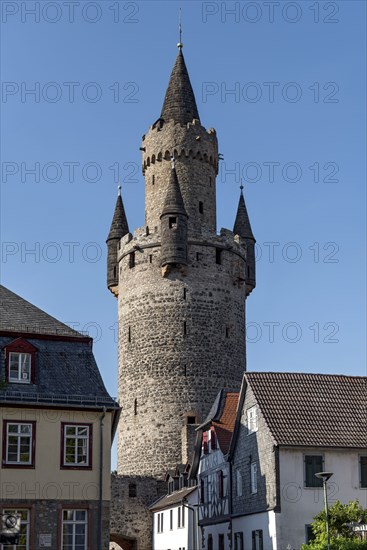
[
  {"xmin": 245, "ymin": 372, "xmax": 367, "ymax": 448},
  {"xmin": 212, "ymin": 391, "xmax": 239, "ymax": 454}
]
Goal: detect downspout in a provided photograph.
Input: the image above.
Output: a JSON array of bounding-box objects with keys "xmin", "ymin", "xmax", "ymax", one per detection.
[
  {"xmin": 182, "ymin": 501, "xmax": 198, "ymax": 550},
  {"xmin": 98, "ymin": 407, "xmax": 106, "ymax": 550},
  {"xmin": 228, "ymin": 459, "xmax": 233, "ymax": 550}
]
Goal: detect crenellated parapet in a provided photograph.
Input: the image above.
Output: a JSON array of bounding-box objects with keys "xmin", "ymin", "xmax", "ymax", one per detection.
[
  {"xmin": 142, "ymin": 120, "xmax": 219, "ymax": 237},
  {"xmin": 142, "ymin": 119, "xmax": 218, "ymax": 175}
]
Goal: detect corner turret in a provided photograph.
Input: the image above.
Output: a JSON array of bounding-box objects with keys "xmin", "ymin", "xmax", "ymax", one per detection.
[
  {"xmin": 233, "ymin": 185, "xmax": 256, "ymax": 295},
  {"xmin": 160, "ymin": 158, "xmax": 188, "ymax": 275},
  {"xmin": 106, "ymin": 187, "xmax": 129, "ymax": 296}
]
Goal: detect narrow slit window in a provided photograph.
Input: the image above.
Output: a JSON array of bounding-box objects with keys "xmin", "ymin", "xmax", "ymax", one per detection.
[
  {"xmin": 199, "ymin": 201, "xmax": 204, "ymax": 214},
  {"xmin": 183, "ymin": 288, "xmax": 187, "ymax": 300},
  {"xmin": 184, "ymin": 364, "xmax": 187, "ymax": 376},
  {"xmin": 149, "ymin": 254, "xmax": 153, "ymax": 263},
  {"xmin": 128, "ymin": 326, "xmax": 131, "ymax": 343},
  {"xmin": 129, "ymin": 251, "xmax": 135, "ymax": 268},
  {"xmin": 113, "ymin": 266, "xmax": 117, "ymax": 278},
  {"xmin": 209, "ymin": 176, "xmax": 212, "ymax": 187},
  {"xmin": 183, "ymin": 321, "xmax": 187, "ymax": 336},
  {"xmin": 216, "ymin": 248, "xmax": 222, "ymax": 265},
  {"xmin": 152, "ymin": 175, "xmax": 155, "ymax": 185},
  {"xmin": 226, "ymin": 327, "xmax": 229, "ymax": 338},
  {"xmin": 196, "ymin": 252, "xmax": 203, "ymax": 261},
  {"xmin": 129, "ymin": 482, "xmax": 137, "ymax": 497},
  {"xmin": 134, "ymin": 398, "xmax": 137, "ymax": 415},
  {"xmin": 169, "ymin": 217, "xmax": 177, "ymax": 229}
]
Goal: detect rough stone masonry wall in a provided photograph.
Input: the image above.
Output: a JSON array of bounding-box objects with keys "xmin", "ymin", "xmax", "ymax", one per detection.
[
  {"xmin": 1, "ymin": 499, "xmax": 109, "ymax": 550},
  {"xmin": 110, "ymin": 475, "xmax": 166, "ymax": 550},
  {"xmin": 142, "ymin": 119, "xmax": 218, "ymax": 237},
  {"xmin": 117, "ymin": 226, "xmax": 247, "ymax": 478}
]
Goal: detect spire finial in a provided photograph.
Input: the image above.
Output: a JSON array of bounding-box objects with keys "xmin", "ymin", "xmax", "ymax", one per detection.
[
  {"xmin": 177, "ymin": 8, "xmax": 183, "ymax": 49},
  {"xmin": 171, "ymin": 155, "xmax": 176, "ymax": 170},
  {"xmin": 240, "ymin": 183, "xmax": 244, "ymax": 194},
  {"xmin": 118, "ymin": 184, "xmax": 122, "ymax": 196}
]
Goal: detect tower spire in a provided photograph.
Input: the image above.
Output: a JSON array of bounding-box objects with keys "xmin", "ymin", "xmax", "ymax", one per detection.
[
  {"xmin": 178, "ymin": 8, "xmax": 183, "ymax": 50},
  {"xmin": 160, "ymin": 47, "xmax": 200, "ymax": 125},
  {"xmin": 161, "ymin": 158, "xmax": 187, "ymax": 218},
  {"xmin": 233, "ymin": 183, "xmax": 255, "ymax": 241},
  {"xmin": 233, "ymin": 183, "xmax": 256, "ymax": 294},
  {"xmin": 106, "ymin": 186, "xmax": 129, "ymax": 294}
]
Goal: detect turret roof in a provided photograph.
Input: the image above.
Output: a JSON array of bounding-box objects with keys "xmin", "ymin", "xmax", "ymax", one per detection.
[
  {"xmin": 161, "ymin": 49, "xmax": 200, "ymax": 125},
  {"xmin": 107, "ymin": 193, "xmax": 129, "ymax": 241},
  {"xmin": 233, "ymin": 188, "xmax": 255, "ymax": 241},
  {"xmin": 161, "ymin": 166, "xmax": 188, "ymax": 218}
]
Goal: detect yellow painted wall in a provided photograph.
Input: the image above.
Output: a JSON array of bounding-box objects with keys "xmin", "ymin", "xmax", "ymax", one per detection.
[{"xmin": 0, "ymin": 407, "xmax": 112, "ymax": 501}]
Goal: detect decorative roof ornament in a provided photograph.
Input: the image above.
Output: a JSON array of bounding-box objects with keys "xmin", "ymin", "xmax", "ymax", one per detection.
[
  {"xmin": 118, "ymin": 184, "xmax": 122, "ymax": 196},
  {"xmin": 171, "ymin": 155, "xmax": 176, "ymax": 170},
  {"xmin": 177, "ymin": 8, "xmax": 183, "ymax": 50}
]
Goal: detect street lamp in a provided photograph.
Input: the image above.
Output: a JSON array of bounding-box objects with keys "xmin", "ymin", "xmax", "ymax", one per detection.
[{"xmin": 315, "ymin": 471, "xmax": 334, "ymax": 550}]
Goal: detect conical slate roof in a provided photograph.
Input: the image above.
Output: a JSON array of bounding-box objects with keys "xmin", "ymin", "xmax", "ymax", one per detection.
[
  {"xmin": 161, "ymin": 167, "xmax": 187, "ymax": 218},
  {"xmin": 233, "ymin": 189, "xmax": 255, "ymax": 241},
  {"xmin": 161, "ymin": 49, "xmax": 200, "ymax": 125},
  {"xmin": 107, "ymin": 194, "xmax": 129, "ymax": 241}
]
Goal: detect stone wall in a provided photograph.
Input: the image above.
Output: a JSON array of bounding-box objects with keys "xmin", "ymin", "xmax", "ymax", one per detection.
[
  {"xmin": 142, "ymin": 119, "xmax": 218, "ymax": 237},
  {"xmin": 110, "ymin": 474, "xmax": 166, "ymax": 550},
  {"xmin": 116, "ymin": 226, "xmax": 247, "ymax": 478}
]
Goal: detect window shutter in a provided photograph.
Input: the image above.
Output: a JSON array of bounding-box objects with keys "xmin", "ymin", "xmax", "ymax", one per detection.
[
  {"xmin": 200, "ymin": 479, "xmax": 205, "ymax": 503},
  {"xmin": 210, "ymin": 427, "xmax": 216, "ymax": 450},
  {"xmin": 218, "ymin": 470, "xmax": 224, "ymax": 499},
  {"xmin": 203, "ymin": 431, "xmax": 208, "ymax": 454}
]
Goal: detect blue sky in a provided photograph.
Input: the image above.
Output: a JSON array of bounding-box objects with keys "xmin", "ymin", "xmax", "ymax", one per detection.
[{"xmin": 1, "ymin": 0, "xmax": 366, "ymax": 436}]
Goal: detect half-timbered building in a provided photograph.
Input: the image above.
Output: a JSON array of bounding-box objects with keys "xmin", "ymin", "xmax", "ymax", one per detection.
[{"xmin": 190, "ymin": 390, "xmax": 239, "ymax": 550}]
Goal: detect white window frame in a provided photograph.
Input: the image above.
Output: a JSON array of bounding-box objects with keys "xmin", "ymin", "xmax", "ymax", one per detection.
[
  {"xmin": 247, "ymin": 406, "xmax": 258, "ymax": 434},
  {"xmin": 236, "ymin": 469, "xmax": 243, "ymax": 497},
  {"xmin": 3, "ymin": 508, "xmax": 30, "ymax": 550},
  {"xmin": 63, "ymin": 424, "xmax": 90, "ymax": 467},
  {"xmin": 61, "ymin": 509, "xmax": 88, "ymax": 550},
  {"xmin": 157, "ymin": 512, "xmax": 164, "ymax": 533},
  {"xmin": 8, "ymin": 352, "xmax": 31, "ymax": 384},
  {"xmin": 178, "ymin": 505, "xmax": 185, "ymax": 529},
  {"xmin": 250, "ymin": 462, "xmax": 258, "ymax": 494},
  {"xmin": 5, "ymin": 422, "xmax": 33, "ymax": 465}
]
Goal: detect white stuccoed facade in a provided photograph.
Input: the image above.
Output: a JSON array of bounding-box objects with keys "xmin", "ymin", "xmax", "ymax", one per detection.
[
  {"xmin": 231, "ymin": 447, "xmax": 367, "ymax": 550},
  {"xmin": 152, "ymin": 488, "xmax": 198, "ymax": 550}
]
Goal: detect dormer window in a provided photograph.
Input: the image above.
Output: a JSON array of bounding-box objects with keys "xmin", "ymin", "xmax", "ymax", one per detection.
[
  {"xmin": 9, "ymin": 352, "xmax": 31, "ymax": 383},
  {"xmin": 4, "ymin": 338, "xmax": 37, "ymax": 384}
]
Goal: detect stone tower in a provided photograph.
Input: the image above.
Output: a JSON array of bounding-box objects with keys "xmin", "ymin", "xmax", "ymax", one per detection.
[{"xmin": 108, "ymin": 44, "xmax": 255, "ymax": 550}]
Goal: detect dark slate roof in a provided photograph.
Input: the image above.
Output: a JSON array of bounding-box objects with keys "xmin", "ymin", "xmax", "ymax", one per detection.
[
  {"xmin": 0, "ymin": 286, "xmax": 118, "ymax": 409},
  {"xmin": 161, "ymin": 167, "xmax": 187, "ymax": 218},
  {"xmin": 107, "ymin": 193, "xmax": 129, "ymax": 242},
  {"xmin": 0, "ymin": 285, "xmax": 83, "ymax": 338},
  {"xmin": 245, "ymin": 372, "xmax": 367, "ymax": 448},
  {"xmin": 233, "ymin": 189, "xmax": 255, "ymax": 241},
  {"xmin": 149, "ymin": 486, "xmax": 197, "ymax": 511},
  {"xmin": 0, "ymin": 336, "xmax": 117, "ymax": 408},
  {"xmin": 161, "ymin": 49, "xmax": 200, "ymax": 125}
]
